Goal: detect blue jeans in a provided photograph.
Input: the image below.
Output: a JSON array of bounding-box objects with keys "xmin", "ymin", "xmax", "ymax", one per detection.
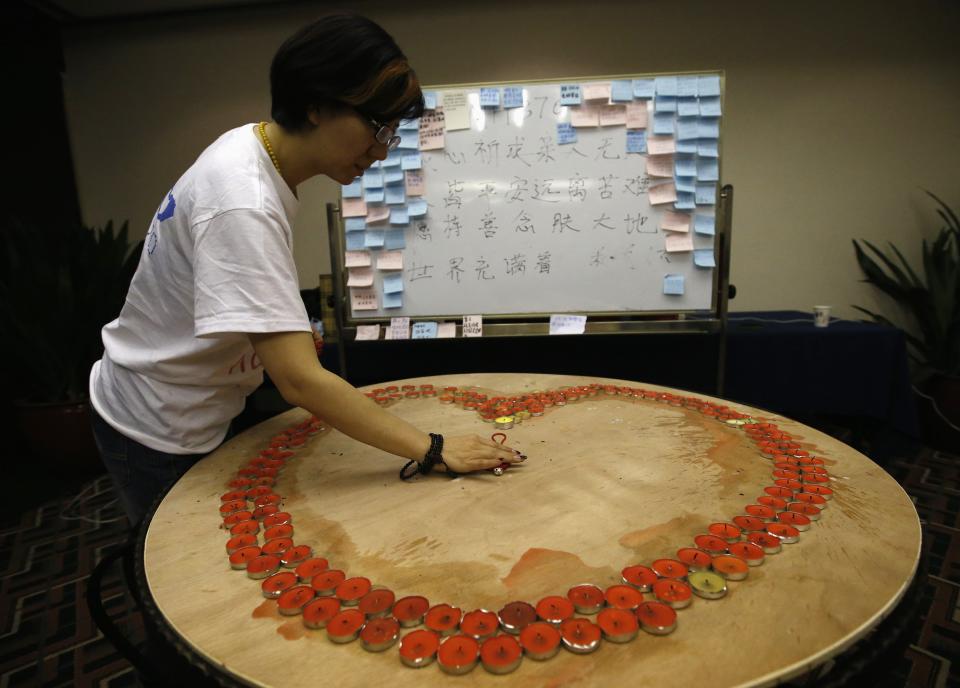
[{"xmin": 90, "ymin": 407, "xmax": 209, "ymax": 528}]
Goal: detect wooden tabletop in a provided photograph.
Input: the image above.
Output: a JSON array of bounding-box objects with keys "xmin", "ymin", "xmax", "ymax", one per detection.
[{"xmin": 143, "ymin": 373, "xmax": 921, "ymax": 687}]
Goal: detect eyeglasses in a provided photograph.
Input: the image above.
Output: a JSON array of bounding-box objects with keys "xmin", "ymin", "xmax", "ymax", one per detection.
[{"xmin": 369, "ymin": 117, "xmax": 401, "ymax": 151}]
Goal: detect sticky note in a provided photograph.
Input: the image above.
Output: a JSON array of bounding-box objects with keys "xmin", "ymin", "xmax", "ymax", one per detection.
[
  {"xmin": 677, "ymin": 139, "xmax": 698, "ymax": 154},
  {"xmin": 695, "ymin": 214, "xmax": 716, "ymax": 236},
  {"xmin": 549, "ymin": 314, "xmax": 587, "ymax": 335},
  {"xmin": 363, "ymin": 170, "xmax": 384, "ymax": 189},
  {"xmin": 698, "ymin": 117, "xmax": 720, "ymax": 138},
  {"xmin": 694, "ymin": 249, "xmax": 716, "ymax": 268},
  {"xmin": 389, "ymin": 317, "xmax": 409, "ymax": 338},
  {"xmin": 677, "ymin": 76, "xmax": 699, "ymax": 98},
  {"xmin": 390, "ymin": 208, "xmax": 409, "ymax": 225},
  {"xmin": 674, "ymin": 156, "xmax": 697, "ymax": 177},
  {"xmin": 696, "ymin": 183, "xmax": 717, "ymax": 205},
  {"xmin": 675, "ymin": 176, "xmax": 696, "ymax": 193},
  {"xmin": 655, "ymin": 76, "xmax": 678, "ymax": 97},
  {"xmin": 398, "ymin": 130, "xmax": 419, "ymax": 149},
  {"xmin": 385, "ymin": 185, "xmax": 405, "ymax": 205},
  {"xmin": 342, "ymin": 198, "xmax": 367, "ymax": 217},
  {"xmin": 699, "ymin": 96, "xmax": 722, "ymax": 117},
  {"xmin": 437, "ymin": 322, "xmax": 456, "ymax": 338},
  {"xmin": 384, "ymin": 228, "xmax": 406, "ymax": 250},
  {"xmin": 557, "ymin": 122, "xmax": 577, "ymax": 144},
  {"xmin": 355, "ymin": 324, "xmax": 380, "ymax": 340},
  {"xmin": 677, "ymin": 97, "xmax": 699, "ymax": 117},
  {"xmin": 382, "ymin": 151, "xmax": 403, "ymax": 167},
  {"xmin": 405, "ymin": 170, "xmax": 425, "ymax": 196},
  {"xmin": 364, "ymin": 188, "xmax": 384, "ymax": 203},
  {"xmin": 462, "ymin": 315, "xmax": 483, "ymax": 337},
  {"xmin": 647, "ymin": 135, "xmax": 675, "ymax": 155},
  {"xmin": 626, "ymin": 130, "xmax": 647, "ymax": 154},
  {"xmin": 367, "ymin": 206, "xmax": 390, "ymax": 223},
  {"xmin": 560, "ymin": 84, "xmax": 582, "ymax": 106},
  {"xmin": 342, "ymin": 179, "xmax": 363, "ymax": 198},
  {"xmin": 412, "ymin": 321, "xmax": 438, "ymax": 339},
  {"xmin": 646, "ymin": 154, "xmax": 674, "ymax": 178},
  {"xmin": 384, "ymin": 169, "xmax": 404, "ymax": 185},
  {"xmin": 345, "ymin": 232, "xmax": 365, "ymax": 250},
  {"xmin": 653, "ymin": 112, "xmax": 674, "ymax": 135},
  {"xmin": 654, "ymin": 96, "xmax": 677, "ymax": 113},
  {"xmin": 479, "ymin": 88, "xmax": 500, "ymax": 108},
  {"xmin": 649, "ymin": 181, "xmax": 677, "ymax": 205},
  {"xmin": 633, "ymin": 79, "xmax": 655, "ymax": 99},
  {"xmin": 570, "ymin": 104, "xmax": 600, "ymax": 128},
  {"xmin": 697, "ymin": 159, "xmax": 719, "ymax": 182},
  {"xmin": 350, "ymin": 287, "xmax": 377, "ymax": 311},
  {"xmin": 626, "ymin": 102, "xmax": 648, "ymax": 129},
  {"xmin": 698, "ymin": 139, "xmax": 719, "ymax": 157},
  {"xmin": 599, "ymin": 104, "xmax": 627, "ymax": 126},
  {"xmin": 401, "ymin": 153, "xmax": 422, "ymax": 170},
  {"xmin": 383, "ymin": 292, "xmax": 403, "ymax": 310},
  {"xmin": 345, "ymin": 217, "xmax": 366, "ymax": 232},
  {"xmin": 347, "ymin": 266, "xmax": 374, "ymax": 287},
  {"xmin": 398, "ymin": 118, "xmax": 419, "ymax": 131},
  {"xmin": 675, "ymin": 192, "xmax": 696, "ymax": 210},
  {"xmin": 610, "ymin": 80, "xmax": 634, "ymax": 102},
  {"xmin": 661, "ymin": 211, "xmax": 691, "ymax": 232},
  {"xmin": 442, "ymin": 91, "xmax": 471, "ymax": 130},
  {"xmin": 419, "ymin": 110, "xmax": 445, "ymax": 150},
  {"xmin": 383, "ymin": 273, "xmax": 404, "ymax": 294},
  {"xmin": 676, "ymin": 118, "xmax": 699, "ymax": 141},
  {"xmin": 698, "ymin": 75, "xmax": 721, "ymax": 97},
  {"xmin": 583, "ymin": 82, "xmax": 611, "ymax": 101},
  {"xmin": 423, "ymin": 91, "xmax": 437, "ymax": 109},
  {"xmin": 376, "ymin": 250, "xmax": 403, "ymax": 270},
  {"xmin": 364, "ymin": 230, "xmax": 385, "ymax": 248},
  {"xmin": 663, "ymin": 274, "xmax": 685, "ymax": 295},
  {"xmin": 344, "ymin": 250, "xmax": 371, "ymax": 267},
  {"xmin": 408, "ymin": 199, "xmax": 427, "ymax": 217},
  {"xmin": 665, "ymin": 232, "xmax": 694, "ymax": 252},
  {"xmin": 503, "ymin": 87, "xmax": 523, "ymax": 109}
]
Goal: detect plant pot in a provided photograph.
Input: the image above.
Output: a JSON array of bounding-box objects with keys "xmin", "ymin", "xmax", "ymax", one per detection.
[
  {"xmin": 14, "ymin": 399, "xmax": 102, "ymax": 473},
  {"xmin": 916, "ymin": 375, "xmax": 960, "ymax": 454}
]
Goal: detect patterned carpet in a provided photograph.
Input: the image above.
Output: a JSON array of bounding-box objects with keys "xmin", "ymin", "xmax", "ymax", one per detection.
[{"xmin": 0, "ymin": 440, "xmax": 956, "ymax": 687}]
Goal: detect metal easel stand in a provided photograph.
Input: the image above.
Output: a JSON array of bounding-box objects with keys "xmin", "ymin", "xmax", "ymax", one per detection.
[{"xmin": 715, "ymin": 184, "xmax": 735, "ymax": 398}]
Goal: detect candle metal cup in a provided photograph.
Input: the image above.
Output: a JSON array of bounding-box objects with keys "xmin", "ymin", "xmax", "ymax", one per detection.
[
  {"xmin": 335, "ymin": 576, "xmax": 372, "ymax": 606},
  {"xmin": 425, "ymin": 604, "xmax": 463, "ymax": 636},
  {"xmin": 747, "ymin": 531, "xmax": 783, "ymax": 554},
  {"xmin": 651, "ymin": 558, "xmax": 689, "ymax": 579},
  {"xmin": 230, "ymin": 521, "xmax": 259, "ymax": 537},
  {"xmin": 688, "ymin": 571, "xmax": 728, "ymax": 599},
  {"xmin": 728, "ymin": 541, "xmax": 766, "ymax": 566},
  {"xmin": 519, "ymin": 622, "xmax": 562, "ymax": 660},
  {"xmin": 733, "ymin": 515, "xmax": 767, "ymax": 533},
  {"xmin": 536, "ymin": 595, "xmax": 575, "ymax": 626},
  {"xmin": 567, "ymin": 584, "xmax": 605, "ymax": 615},
  {"xmin": 693, "ymin": 534, "xmax": 728, "ymax": 556},
  {"xmin": 480, "ymin": 635, "xmax": 523, "ymax": 674},
  {"xmin": 399, "ymin": 629, "xmax": 440, "ymax": 668},
  {"xmin": 778, "ymin": 511, "xmax": 812, "ymax": 531},
  {"xmin": 360, "ymin": 617, "xmax": 400, "ymax": 652},
  {"xmin": 460, "ymin": 609, "xmax": 499, "ymax": 640},
  {"xmin": 803, "ymin": 484, "xmax": 833, "ymax": 500},
  {"xmin": 636, "ymin": 601, "xmax": 678, "ymax": 635},
  {"xmin": 597, "ymin": 608, "xmax": 639, "ymax": 643},
  {"xmin": 766, "ymin": 523, "xmax": 801, "ymax": 544},
  {"xmin": 245, "ymin": 554, "xmax": 280, "ymax": 580},
  {"xmin": 310, "ymin": 569, "xmax": 346, "ymax": 596},
  {"xmin": 757, "ymin": 495, "xmax": 788, "ymax": 512},
  {"xmin": 497, "ymin": 601, "xmax": 537, "ymax": 634},
  {"xmin": 392, "ymin": 595, "xmax": 430, "ymax": 627},
  {"xmin": 604, "ymin": 584, "xmax": 644, "ymax": 611},
  {"xmin": 712, "ymin": 555, "xmax": 750, "ymax": 581},
  {"xmin": 263, "ymin": 512, "xmax": 292, "ymax": 527},
  {"xmin": 437, "ymin": 635, "xmax": 480, "ymax": 675},
  {"xmin": 280, "ymin": 545, "xmax": 312, "ymax": 569},
  {"xmin": 787, "ymin": 502, "xmax": 823, "ymax": 521},
  {"xmin": 621, "ymin": 564, "xmax": 657, "ymax": 591},
  {"xmin": 278, "ymin": 585, "xmax": 316, "ymax": 616},
  {"xmin": 559, "ymin": 618, "xmax": 602, "ymax": 654},
  {"xmin": 263, "ymin": 523, "xmax": 294, "ymax": 541},
  {"xmin": 676, "ymin": 547, "xmax": 713, "ymax": 572},
  {"xmin": 226, "ymin": 534, "xmax": 258, "ymax": 555},
  {"xmin": 327, "ymin": 608, "xmax": 365, "ymax": 643},
  {"xmin": 707, "ymin": 522, "xmax": 742, "ymax": 543},
  {"xmin": 652, "ymin": 579, "xmax": 692, "ymax": 609},
  {"xmin": 302, "ymin": 596, "xmax": 341, "ymax": 629},
  {"xmin": 261, "ymin": 571, "xmax": 298, "ymax": 599},
  {"xmin": 261, "ymin": 537, "xmax": 293, "ymax": 558},
  {"xmin": 294, "ymin": 557, "xmax": 329, "ymax": 582},
  {"xmin": 358, "ymin": 587, "xmax": 396, "ymax": 618}
]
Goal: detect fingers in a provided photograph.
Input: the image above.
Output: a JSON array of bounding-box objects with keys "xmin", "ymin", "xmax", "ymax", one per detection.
[{"xmin": 480, "ymin": 435, "xmax": 525, "ymax": 464}]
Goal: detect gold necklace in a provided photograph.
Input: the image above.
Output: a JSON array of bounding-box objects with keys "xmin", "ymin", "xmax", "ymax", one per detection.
[{"xmin": 258, "ymin": 121, "xmax": 282, "ymax": 174}]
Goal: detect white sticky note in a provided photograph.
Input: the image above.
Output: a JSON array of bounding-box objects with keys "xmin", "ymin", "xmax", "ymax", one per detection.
[
  {"xmin": 625, "ymin": 101, "xmax": 648, "ymax": 129},
  {"xmin": 350, "ymin": 287, "xmax": 377, "ymax": 311},
  {"xmin": 599, "ymin": 104, "xmax": 626, "ymax": 127},
  {"xmin": 437, "ymin": 322, "xmax": 456, "ymax": 338},
  {"xmin": 389, "ymin": 317, "xmax": 410, "ymax": 339},
  {"xmin": 664, "ymin": 232, "xmax": 694, "ymax": 252},
  {"xmin": 694, "ymin": 249, "xmax": 716, "ymax": 268},
  {"xmin": 376, "ymin": 250, "xmax": 403, "ymax": 270},
  {"xmin": 342, "ymin": 198, "xmax": 368, "ymax": 218},
  {"xmin": 646, "ymin": 154, "xmax": 674, "ymax": 178},
  {"xmin": 383, "ymin": 273, "xmax": 404, "ymax": 294},
  {"xmin": 355, "ymin": 324, "xmax": 381, "ymax": 341},
  {"xmin": 462, "ymin": 315, "xmax": 483, "ymax": 337},
  {"xmin": 663, "ymin": 274, "xmax": 685, "ymax": 295},
  {"xmin": 405, "ymin": 170, "xmax": 425, "ymax": 196},
  {"xmin": 694, "ymin": 214, "xmax": 716, "ymax": 236},
  {"xmin": 412, "ymin": 321, "xmax": 438, "ymax": 339},
  {"xmin": 442, "ymin": 91, "xmax": 471, "ymax": 130},
  {"xmin": 583, "ymin": 82, "xmax": 611, "ymax": 101},
  {"xmin": 649, "ymin": 182, "xmax": 678, "ymax": 205},
  {"xmin": 347, "ymin": 267, "xmax": 374, "ymax": 287},
  {"xmin": 661, "ymin": 211, "xmax": 691, "ymax": 233},
  {"xmin": 344, "ymin": 250, "xmax": 371, "ymax": 268},
  {"xmin": 549, "ymin": 314, "xmax": 587, "ymax": 335}
]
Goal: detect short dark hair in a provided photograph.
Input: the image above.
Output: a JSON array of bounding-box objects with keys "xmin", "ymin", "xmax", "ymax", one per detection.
[{"xmin": 270, "ymin": 13, "xmax": 424, "ymax": 130}]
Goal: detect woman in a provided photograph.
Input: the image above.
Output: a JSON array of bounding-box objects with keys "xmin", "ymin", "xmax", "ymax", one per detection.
[{"xmin": 89, "ymin": 13, "xmax": 523, "ymax": 527}]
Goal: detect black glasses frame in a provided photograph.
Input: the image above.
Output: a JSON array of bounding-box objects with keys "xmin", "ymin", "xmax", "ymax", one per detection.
[{"xmin": 369, "ymin": 118, "xmax": 401, "ymax": 151}]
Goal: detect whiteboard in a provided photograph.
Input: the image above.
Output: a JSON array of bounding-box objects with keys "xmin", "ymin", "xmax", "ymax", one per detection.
[{"xmin": 340, "ymin": 73, "xmax": 723, "ymax": 320}]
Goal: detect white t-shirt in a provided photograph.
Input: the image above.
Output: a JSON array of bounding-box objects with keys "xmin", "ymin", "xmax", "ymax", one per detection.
[{"xmin": 90, "ymin": 124, "xmax": 310, "ymax": 454}]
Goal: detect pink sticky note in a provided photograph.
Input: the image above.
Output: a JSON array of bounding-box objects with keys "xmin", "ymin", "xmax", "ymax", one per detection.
[
  {"xmin": 582, "ymin": 82, "xmax": 611, "ymax": 101},
  {"xmin": 419, "ymin": 108, "xmax": 446, "ymax": 150},
  {"xmin": 405, "ymin": 170, "xmax": 425, "ymax": 196},
  {"xmin": 376, "ymin": 250, "xmax": 403, "ymax": 270},
  {"xmin": 626, "ymin": 102, "xmax": 648, "ymax": 129},
  {"xmin": 665, "ymin": 232, "xmax": 694, "ymax": 252},
  {"xmin": 646, "ymin": 154, "xmax": 675, "ymax": 178},
  {"xmin": 366, "ymin": 206, "xmax": 390, "ymax": 223},
  {"xmin": 347, "ymin": 266, "xmax": 374, "ymax": 287},
  {"xmin": 342, "ymin": 198, "xmax": 368, "ymax": 218},
  {"xmin": 599, "ymin": 104, "xmax": 626, "ymax": 127},
  {"xmin": 350, "ymin": 287, "xmax": 377, "ymax": 311},
  {"xmin": 570, "ymin": 103, "xmax": 600, "ymax": 128},
  {"xmin": 649, "ymin": 182, "xmax": 678, "ymax": 205},
  {"xmin": 661, "ymin": 211, "xmax": 691, "ymax": 233},
  {"xmin": 647, "ymin": 135, "xmax": 676, "ymax": 155},
  {"xmin": 344, "ymin": 250, "xmax": 371, "ymax": 267}
]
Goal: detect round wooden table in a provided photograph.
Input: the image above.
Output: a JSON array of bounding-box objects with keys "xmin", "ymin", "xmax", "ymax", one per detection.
[{"xmin": 141, "ymin": 373, "xmax": 920, "ymax": 687}]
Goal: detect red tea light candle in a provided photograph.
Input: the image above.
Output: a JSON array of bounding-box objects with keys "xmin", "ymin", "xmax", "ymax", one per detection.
[
  {"xmin": 604, "ymin": 584, "xmax": 644, "ymax": 611},
  {"xmin": 559, "ymin": 618, "xmax": 602, "ymax": 654},
  {"xmin": 359, "ymin": 588, "xmax": 396, "ymax": 618},
  {"xmin": 711, "ymin": 555, "xmax": 749, "ymax": 581},
  {"xmin": 263, "ymin": 512, "xmax": 292, "ymax": 528},
  {"xmin": 747, "ymin": 531, "xmax": 784, "ymax": 554},
  {"xmin": 795, "ymin": 492, "xmax": 828, "ymax": 509},
  {"xmin": 261, "ymin": 536, "xmax": 293, "ymax": 557},
  {"xmin": 253, "ymin": 476, "xmax": 275, "ymax": 487},
  {"xmin": 775, "ymin": 478, "xmax": 804, "ymax": 491},
  {"xmin": 302, "ymin": 596, "xmax": 341, "ymax": 630},
  {"xmin": 596, "ymin": 608, "xmax": 639, "ymax": 643},
  {"xmin": 800, "ymin": 465, "xmax": 829, "ymax": 476},
  {"xmin": 728, "ymin": 541, "xmax": 766, "ymax": 566},
  {"xmin": 651, "ymin": 558, "xmax": 689, "ymax": 579},
  {"xmin": 480, "ymin": 635, "xmax": 523, "ymax": 674},
  {"xmin": 437, "ymin": 635, "xmax": 480, "ymax": 675},
  {"xmin": 804, "ymin": 473, "xmax": 831, "ymax": 484},
  {"xmin": 803, "ymin": 484, "xmax": 833, "ymax": 500},
  {"xmin": 261, "ymin": 570, "xmax": 298, "ymax": 599},
  {"xmin": 651, "ymin": 579, "xmax": 692, "ymax": 609},
  {"xmin": 766, "ymin": 523, "xmax": 801, "ymax": 544},
  {"xmin": 772, "ymin": 469, "xmax": 801, "ymax": 481},
  {"xmin": 425, "ymin": 604, "xmax": 463, "ymax": 636},
  {"xmin": 399, "ymin": 629, "xmax": 440, "ymax": 668},
  {"xmin": 335, "ymin": 576, "xmax": 371, "ymax": 606},
  {"xmin": 787, "ymin": 502, "xmax": 823, "ymax": 521},
  {"xmin": 327, "ymin": 608, "xmax": 365, "ymax": 643},
  {"xmin": 253, "ymin": 494, "xmax": 282, "ymax": 509},
  {"xmin": 246, "ymin": 554, "xmax": 281, "ymax": 580},
  {"xmin": 732, "ymin": 515, "xmax": 767, "ymax": 535},
  {"xmin": 687, "ymin": 571, "xmax": 728, "ymax": 600},
  {"xmin": 229, "ymin": 545, "xmax": 261, "ymax": 570},
  {"xmin": 219, "ymin": 500, "xmax": 246, "ymax": 516},
  {"xmin": 621, "ymin": 564, "xmax": 658, "ymax": 591},
  {"xmin": 745, "ymin": 504, "xmax": 776, "ymax": 521},
  {"xmin": 693, "ymin": 534, "xmax": 728, "ymax": 555},
  {"xmin": 757, "ymin": 495, "xmax": 788, "ymax": 512},
  {"xmin": 497, "ymin": 601, "xmax": 537, "ymax": 634},
  {"xmin": 245, "ymin": 485, "xmax": 273, "ymax": 500},
  {"xmin": 221, "ymin": 490, "xmax": 247, "ymax": 502},
  {"xmin": 252, "ymin": 505, "xmax": 279, "ymax": 520},
  {"xmin": 229, "ymin": 520, "xmax": 260, "ymax": 537},
  {"xmin": 439, "ymin": 395, "xmax": 455, "ymax": 404},
  {"xmin": 311, "ymin": 569, "xmax": 346, "ymax": 596},
  {"xmin": 459, "ymin": 609, "xmax": 499, "ymax": 640},
  {"xmin": 677, "ymin": 547, "xmax": 713, "ymax": 572},
  {"xmin": 536, "ymin": 595, "xmax": 575, "ymax": 625},
  {"xmin": 227, "ymin": 477, "xmax": 253, "ymax": 489},
  {"xmin": 567, "ymin": 584, "xmax": 605, "ymax": 615},
  {"xmin": 295, "ymin": 557, "xmax": 328, "ymax": 582},
  {"xmin": 277, "ymin": 585, "xmax": 315, "ymax": 616},
  {"xmin": 360, "ymin": 617, "xmax": 400, "ymax": 652},
  {"xmin": 280, "ymin": 545, "xmax": 312, "ymax": 568},
  {"xmin": 226, "ymin": 533, "xmax": 258, "ymax": 554},
  {"xmin": 764, "ymin": 486, "xmax": 794, "ymax": 499},
  {"xmin": 264, "ymin": 523, "xmax": 294, "ymax": 541},
  {"xmin": 777, "ymin": 511, "xmax": 812, "ymax": 531},
  {"xmin": 708, "ymin": 522, "xmax": 742, "ymax": 543},
  {"xmin": 519, "ymin": 621, "xmax": 562, "ymax": 660},
  {"xmin": 636, "ymin": 601, "xmax": 678, "ymax": 635},
  {"xmin": 392, "ymin": 595, "xmax": 430, "ymax": 627}
]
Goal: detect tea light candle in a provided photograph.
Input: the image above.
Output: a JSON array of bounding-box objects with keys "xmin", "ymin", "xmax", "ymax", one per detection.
[
  {"xmin": 497, "ymin": 601, "xmax": 537, "ymax": 634},
  {"xmin": 764, "ymin": 486, "xmax": 794, "ymax": 499},
  {"xmin": 480, "ymin": 635, "xmax": 523, "ymax": 674},
  {"xmin": 693, "ymin": 534, "xmax": 728, "ymax": 555},
  {"xmin": 252, "ymin": 505, "xmax": 279, "ymax": 521},
  {"xmin": 227, "ymin": 477, "xmax": 253, "ymax": 489},
  {"xmin": 327, "ymin": 609, "xmax": 365, "ymax": 643},
  {"xmin": 677, "ymin": 548, "xmax": 713, "ymax": 571},
  {"xmin": 803, "ymin": 473, "xmax": 831, "ymax": 484},
  {"xmin": 311, "ymin": 569, "xmax": 346, "ymax": 595},
  {"xmin": 494, "ymin": 416, "xmax": 514, "ymax": 430},
  {"xmin": 260, "ymin": 537, "xmax": 293, "ymax": 558},
  {"xmin": 707, "ymin": 522, "xmax": 742, "ymax": 543},
  {"xmin": 732, "ymin": 515, "xmax": 767, "ymax": 533},
  {"xmin": 728, "ymin": 541, "xmax": 766, "ymax": 566},
  {"xmin": 253, "ymin": 494, "xmax": 282, "ymax": 509},
  {"xmin": 221, "ymin": 490, "xmax": 247, "ymax": 502},
  {"xmin": 597, "ymin": 608, "xmax": 639, "ymax": 643},
  {"xmin": 651, "ymin": 579, "xmax": 692, "ymax": 609},
  {"xmin": 604, "ymin": 584, "xmax": 644, "ymax": 611},
  {"xmin": 425, "ymin": 604, "xmax": 462, "ymax": 636},
  {"xmin": 621, "ymin": 564, "xmax": 658, "ymax": 591},
  {"xmin": 360, "ymin": 617, "xmax": 400, "ymax": 652},
  {"xmin": 794, "ymin": 492, "xmax": 828, "ymax": 509},
  {"xmin": 245, "ymin": 554, "xmax": 281, "ymax": 580},
  {"xmin": 518, "ymin": 621, "xmax": 562, "ymax": 660},
  {"xmin": 567, "ymin": 584, "xmax": 605, "ymax": 615},
  {"xmin": 688, "ymin": 571, "xmax": 728, "ymax": 599},
  {"xmin": 460, "ymin": 609, "xmax": 499, "ymax": 640},
  {"xmin": 787, "ymin": 502, "xmax": 823, "ymax": 521},
  {"xmin": 747, "ymin": 531, "xmax": 783, "ymax": 554},
  {"xmin": 278, "ymin": 585, "xmax": 315, "ymax": 616},
  {"xmin": 302, "ymin": 596, "xmax": 341, "ymax": 629},
  {"xmin": 219, "ymin": 499, "xmax": 246, "ymax": 516},
  {"xmin": 437, "ymin": 635, "xmax": 480, "ymax": 675},
  {"xmin": 745, "ymin": 504, "xmax": 776, "ymax": 520},
  {"xmin": 261, "ymin": 571, "xmax": 298, "ymax": 598},
  {"xmin": 636, "ymin": 601, "xmax": 678, "ymax": 635},
  {"xmin": 263, "ymin": 523, "xmax": 294, "ymax": 541},
  {"xmin": 230, "ymin": 520, "xmax": 260, "ymax": 537},
  {"xmin": 229, "ymin": 545, "xmax": 261, "ymax": 570},
  {"xmin": 651, "ymin": 558, "xmax": 689, "ymax": 579},
  {"xmin": 766, "ymin": 523, "xmax": 800, "ymax": 544},
  {"xmin": 757, "ymin": 495, "xmax": 788, "ymax": 512},
  {"xmin": 803, "ymin": 484, "xmax": 833, "ymax": 500},
  {"xmin": 335, "ymin": 576, "xmax": 372, "ymax": 606},
  {"xmin": 222, "ymin": 511, "xmax": 254, "ymax": 527},
  {"xmin": 226, "ymin": 533, "xmax": 258, "ymax": 555},
  {"xmin": 777, "ymin": 511, "xmax": 812, "ymax": 530},
  {"xmin": 399, "ymin": 629, "xmax": 440, "ymax": 668},
  {"xmin": 711, "ymin": 555, "xmax": 749, "ymax": 581},
  {"xmin": 393, "ymin": 595, "xmax": 430, "ymax": 627},
  {"xmin": 559, "ymin": 618, "xmax": 602, "ymax": 654},
  {"xmin": 359, "ymin": 588, "xmax": 396, "ymax": 618},
  {"xmin": 536, "ymin": 596, "xmax": 575, "ymax": 625},
  {"xmin": 262, "ymin": 512, "xmax": 292, "ymax": 527},
  {"xmin": 294, "ymin": 557, "xmax": 329, "ymax": 582},
  {"xmin": 280, "ymin": 545, "xmax": 312, "ymax": 568}
]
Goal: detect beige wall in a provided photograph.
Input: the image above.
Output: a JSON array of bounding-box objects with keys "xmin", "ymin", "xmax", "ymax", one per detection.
[{"xmin": 62, "ymin": 0, "xmax": 960, "ymax": 320}]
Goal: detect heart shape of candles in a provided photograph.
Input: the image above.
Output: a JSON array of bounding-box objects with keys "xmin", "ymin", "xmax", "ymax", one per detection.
[{"xmin": 217, "ymin": 384, "xmax": 834, "ymax": 673}]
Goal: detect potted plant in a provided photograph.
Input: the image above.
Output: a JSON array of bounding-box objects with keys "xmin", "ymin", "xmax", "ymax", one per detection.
[
  {"xmin": 0, "ymin": 216, "xmax": 142, "ymax": 470},
  {"xmin": 852, "ymin": 191, "xmax": 960, "ymax": 450}
]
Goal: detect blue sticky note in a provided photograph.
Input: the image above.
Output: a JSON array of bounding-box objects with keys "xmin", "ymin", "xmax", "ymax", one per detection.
[
  {"xmin": 698, "ymin": 139, "xmax": 719, "ymax": 157},
  {"xmin": 694, "ymin": 249, "xmax": 716, "ymax": 268},
  {"xmin": 696, "ymin": 183, "xmax": 717, "ymax": 205},
  {"xmin": 677, "ymin": 76, "xmax": 699, "ymax": 98},
  {"xmin": 364, "ymin": 188, "xmax": 385, "ymax": 203},
  {"xmin": 699, "ymin": 96, "xmax": 722, "ymax": 117},
  {"xmin": 556, "ymin": 123, "xmax": 577, "ymax": 145},
  {"xmin": 346, "ymin": 232, "xmax": 365, "ymax": 250},
  {"xmin": 675, "ymin": 176, "xmax": 696, "ymax": 193},
  {"xmin": 698, "ymin": 75, "xmax": 721, "ymax": 97},
  {"xmin": 655, "ymin": 76, "xmax": 678, "ymax": 96},
  {"xmin": 345, "ymin": 218, "xmax": 366, "ymax": 232},
  {"xmin": 398, "ymin": 130, "xmax": 419, "ymax": 150},
  {"xmin": 384, "ymin": 169, "xmax": 405, "ymax": 185},
  {"xmin": 383, "ymin": 273, "xmax": 404, "ymax": 294},
  {"xmin": 383, "ymin": 292, "xmax": 403, "ymax": 309},
  {"xmin": 412, "ymin": 322, "xmax": 438, "ymax": 339},
  {"xmin": 398, "ymin": 118, "xmax": 419, "ymax": 130},
  {"xmin": 384, "ymin": 228, "xmax": 406, "ymax": 249},
  {"xmin": 401, "ymin": 153, "xmax": 422, "ymax": 170},
  {"xmin": 697, "ymin": 159, "xmax": 719, "ymax": 182},
  {"xmin": 611, "ymin": 80, "xmax": 634, "ymax": 102},
  {"xmin": 653, "ymin": 112, "xmax": 675, "ymax": 135},
  {"xmin": 370, "ymin": 160, "xmax": 381, "ymax": 169},
  {"xmin": 633, "ymin": 79, "xmax": 655, "ymax": 99},
  {"xmin": 674, "ymin": 156, "xmax": 696, "ymax": 177},
  {"xmin": 479, "ymin": 88, "xmax": 501, "ymax": 108},
  {"xmin": 363, "ymin": 170, "xmax": 384, "ymax": 189},
  {"xmin": 663, "ymin": 274, "xmax": 685, "ymax": 295},
  {"xmin": 676, "ymin": 138, "xmax": 698, "ymax": 154},
  {"xmin": 364, "ymin": 230, "xmax": 385, "ymax": 248},
  {"xmin": 654, "ymin": 96, "xmax": 677, "ymax": 113},
  {"xmin": 677, "ymin": 97, "xmax": 699, "ymax": 117},
  {"xmin": 408, "ymin": 199, "xmax": 427, "ymax": 217},
  {"xmin": 626, "ymin": 130, "xmax": 647, "ymax": 154},
  {"xmin": 385, "ymin": 185, "xmax": 406, "ymax": 205},
  {"xmin": 423, "ymin": 91, "xmax": 437, "ymax": 109},
  {"xmin": 675, "ymin": 192, "xmax": 696, "ymax": 210},
  {"xmin": 382, "ymin": 151, "xmax": 403, "ymax": 167},
  {"xmin": 676, "ymin": 118, "xmax": 699, "ymax": 141},
  {"xmin": 560, "ymin": 84, "xmax": 582, "ymax": 106},
  {"xmin": 390, "ymin": 208, "xmax": 409, "ymax": 225},
  {"xmin": 342, "ymin": 179, "xmax": 363, "ymax": 198},
  {"xmin": 698, "ymin": 117, "xmax": 720, "ymax": 138},
  {"xmin": 694, "ymin": 214, "xmax": 716, "ymax": 236},
  {"xmin": 503, "ymin": 87, "xmax": 523, "ymax": 109}
]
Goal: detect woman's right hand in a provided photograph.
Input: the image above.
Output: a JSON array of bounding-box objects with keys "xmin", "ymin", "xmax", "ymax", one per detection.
[{"xmin": 439, "ymin": 434, "xmax": 526, "ymax": 474}]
